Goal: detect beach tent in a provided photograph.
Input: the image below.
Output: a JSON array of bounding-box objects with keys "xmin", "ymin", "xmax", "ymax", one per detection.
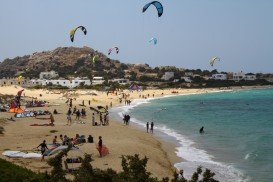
[
  {"xmin": 129, "ymin": 84, "xmax": 141, "ymax": 91},
  {"xmin": 9, "ymin": 108, "xmax": 24, "ymax": 113},
  {"xmin": 45, "ymin": 146, "xmax": 83, "ymax": 156}
]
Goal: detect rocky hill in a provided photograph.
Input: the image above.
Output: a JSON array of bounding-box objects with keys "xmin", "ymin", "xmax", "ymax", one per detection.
[{"xmin": 0, "ymin": 47, "xmax": 131, "ymax": 79}]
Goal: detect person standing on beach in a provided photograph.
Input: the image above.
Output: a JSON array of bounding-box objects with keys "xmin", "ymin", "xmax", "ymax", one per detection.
[
  {"xmin": 98, "ymin": 136, "xmax": 103, "ymax": 157},
  {"xmin": 146, "ymin": 122, "xmax": 149, "ymax": 133},
  {"xmin": 67, "ymin": 108, "xmax": 72, "ymax": 125},
  {"xmin": 69, "ymin": 99, "xmax": 72, "ymax": 108},
  {"xmin": 36, "ymin": 140, "xmax": 48, "ymax": 161},
  {"xmin": 150, "ymin": 122, "xmax": 154, "ymax": 134},
  {"xmin": 76, "ymin": 109, "xmax": 80, "ymax": 120},
  {"xmin": 88, "ymin": 100, "xmax": 91, "ymax": 105},
  {"xmin": 92, "ymin": 113, "xmax": 95, "ymax": 126}
]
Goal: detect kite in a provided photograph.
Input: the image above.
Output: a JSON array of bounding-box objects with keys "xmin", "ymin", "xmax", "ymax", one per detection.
[
  {"xmin": 143, "ymin": 1, "xmax": 163, "ymax": 17},
  {"xmin": 209, "ymin": 57, "xmax": 221, "ymax": 67},
  {"xmin": 70, "ymin": 26, "xmax": 87, "ymax": 42},
  {"xmin": 108, "ymin": 47, "xmax": 119, "ymax": 55},
  {"xmin": 92, "ymin": 55, "xmax": 99, "ymax": 63},
  {"xmin": 17, "ymin": 75, "xmax": 23, "ymax": 81},
  {"xmin": 149, "ymin": 37, "xmax": 157, "ymax": 45}
]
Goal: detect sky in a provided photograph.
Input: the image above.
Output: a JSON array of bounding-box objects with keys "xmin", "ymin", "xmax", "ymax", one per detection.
[{"xmin": 0, "ymin": 0, "xmax": 273, "ymax": 73}]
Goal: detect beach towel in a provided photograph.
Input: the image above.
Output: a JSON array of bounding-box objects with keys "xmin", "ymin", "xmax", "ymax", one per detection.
[{"xmin": 96, "ymin": 144, "xmax": 109, "ymax": 157}]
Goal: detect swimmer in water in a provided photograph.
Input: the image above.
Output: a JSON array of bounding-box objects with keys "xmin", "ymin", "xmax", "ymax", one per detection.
[{"xmin": 199, "ymin": 126, "xmax": 204, "ymax": 134}]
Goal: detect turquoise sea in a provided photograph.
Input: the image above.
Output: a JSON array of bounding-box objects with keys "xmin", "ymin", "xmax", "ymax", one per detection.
[{"xmin": 112, "ymin": 89, "xmax": 273, "ymax": 182}]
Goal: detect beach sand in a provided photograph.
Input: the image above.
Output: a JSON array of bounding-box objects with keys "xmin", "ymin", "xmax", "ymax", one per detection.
[{"xmin": 0, "ymin": 85, "xmax": 217, "ymax": 178}]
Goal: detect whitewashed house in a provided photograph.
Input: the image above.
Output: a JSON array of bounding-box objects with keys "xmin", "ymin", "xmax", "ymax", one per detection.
[
  {"xmin": 162, "ymin": 72, "xmax": 174, "ymax": 81},
  {"xmin": 109, "ymin": 79, "xmax": 130, "ymax": 85},
  {"xmin": 39, "ymin": 71, "xmax": 59, "ymax": 79},
  {"xmin": 92, "ymin": 77, "xmax": 105, "ymax": 85},
  {"xmin": 211, "ymin": 74, "xmax": 227, "ymax": 80},
  {"xmin": 233, "ymin": 71, "xmax": 246, "ymax": 81},
  {"xmin": 71, "ymin": 77, "xmax": 91, "ymax": 87},
  {"xmin": 181, "ymin": 76, "xmax": 192, "ymax": 83},
  {"xmin": 245, "ymin": 73, "xmax": 256, "ymax": 81}
]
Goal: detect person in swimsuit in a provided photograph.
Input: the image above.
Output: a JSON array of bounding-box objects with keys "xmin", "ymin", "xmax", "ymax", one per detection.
[{"xmin": 199, "ymin": 126, "xmax": 204, "ymax": 134}]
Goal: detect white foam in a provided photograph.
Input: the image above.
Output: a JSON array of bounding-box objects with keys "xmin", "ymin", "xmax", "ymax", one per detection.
[{"xmin": 111, "ymin": 92, "xmax": 248, "ymax": 181}]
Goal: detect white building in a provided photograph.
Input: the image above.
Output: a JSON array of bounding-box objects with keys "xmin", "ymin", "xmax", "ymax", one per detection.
[
  {"xmin": 30, "ymin": 77, "xmax": 91, "ymax": 88},
  {"xmin": 39, "ymin": 71, "xmax": 59, "ymax": 79},
  {"xmin": 185, "ymin": 72, "xmax": 193, "ymax": 77},
  {"xmin": 44, "ymin": 79, "xmax": 71, "ymax": 87},
  {"xmin": 92, "ymin": 77, "xmax": 105, "ymax": 85},
  {"xmin": 211, "ymin": 74, "xmax": 227, "ymax": 80},
  {"xmin": 181, "ymin": 76, "xmax": 192, "ymax": 83},
  {"xmin": 245, "ymin": 73, "xmax": 256, "ymax": 81},
  {"xmin": 110, "ymin": 79, "xmax": 130, "ymax": 85},
  {"xmin": 162, "ymin": 72, "xmax": 174, "ymax": 81},
  {"xmin": 71, "ymin": 77, "xmax": 91, "ymax": 88},
  {"xmin": 233, "ymin": 71, "xmax": 246, "ymax": 81}
]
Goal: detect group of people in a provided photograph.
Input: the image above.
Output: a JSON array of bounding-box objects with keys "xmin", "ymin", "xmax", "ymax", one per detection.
[
  {"xmin": 36, "ymin": 134, "xmax": 106, "ymax": 161},
  {"xmin": 146, "ymin": 122, "xmax": 154, "ymax": 133},
  {"xmin": 66, "ymin": 107, "xmax": 87, "ymax": 125},
  {"xmin": 123, "ymin": 114, "xmax": 131, "ymax": 125}
]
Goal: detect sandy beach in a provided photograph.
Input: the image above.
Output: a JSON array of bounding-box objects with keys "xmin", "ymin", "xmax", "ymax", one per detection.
[{"xmin": 0, "ymin": 86, "xmax": 218, "ymax": 178}]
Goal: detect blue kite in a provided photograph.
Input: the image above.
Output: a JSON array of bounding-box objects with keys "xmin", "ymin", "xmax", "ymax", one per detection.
[{"xmin": 142, "ymin": 1, "xmax": 163, "ymax": 17}]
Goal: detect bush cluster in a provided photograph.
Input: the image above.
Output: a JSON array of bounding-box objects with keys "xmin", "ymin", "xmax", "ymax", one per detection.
[{"xmin": 0, "ymin": 150, "xmax": 219, "ymax": 182}]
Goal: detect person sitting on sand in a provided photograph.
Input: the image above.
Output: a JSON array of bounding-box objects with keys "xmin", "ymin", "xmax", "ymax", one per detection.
[
  {"xmin": 63, "ymin": 135, "xmax": 69, "ymax": 145},
  {"xmin": 36, "ymin": 140, "xmax": 48, "ymax": 161},
  {"xmin": 53, "ymin": 109, "xmax": 58, "ymax": 114},
  {"xmin": 53, "ymin": 136, "xmax": 59, "ymax": 146},
  {"xmin": 60, "ymin": 134, "xmax": 63, "ymax": 143}
]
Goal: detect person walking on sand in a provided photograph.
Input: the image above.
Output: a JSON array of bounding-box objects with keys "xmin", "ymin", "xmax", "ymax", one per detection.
[
  {"xmin": 67, "ymin": 108, "xmax": 72, "ymax": 125},
  {"xmin": 92, "ymin": 113, "xmax": 95, "ymax": 126},
  {"xmin": 88, "ymin": 100, "xmax": 91, "ymax": 105},
  {"xmin": 36, "ymin": 140, "xmax": 48, "ymax": 161},
  {"xmin": 146, "ymin": 122, "xmax": 149, "ymax": 133},
  {"xmin": 150, "ymin": 122, "xmax": 154, "ymax": 134},
  {"xmin": 98, "ymin": 136, "xmax": 103, "ymax": 157},
  {"xmin": 76, "ymin": 109, "xmax": 80, "ymax": 120}
]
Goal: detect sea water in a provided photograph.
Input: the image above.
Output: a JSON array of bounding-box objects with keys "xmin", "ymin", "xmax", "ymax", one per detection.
[{"xmin": 111, "ymin": 89, "xmax": 273, "ymax": 182}]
